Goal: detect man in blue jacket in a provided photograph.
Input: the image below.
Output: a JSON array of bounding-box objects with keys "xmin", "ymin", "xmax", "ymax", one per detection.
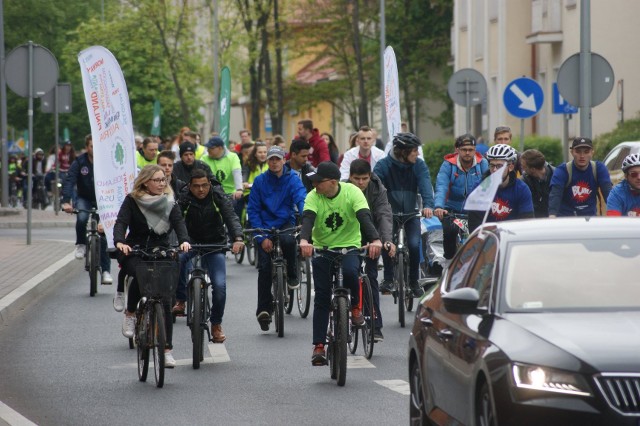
[
  {"xmin": 373, "ymin": 133, "xmax": 435, "ymax": 298},
  {"xmin": 248, "ymin": 146, "xmax": 307, "ymax": 331},
  {"xmin": 433, "ymin": 133, "xmax": 488, "ymax": 264}
]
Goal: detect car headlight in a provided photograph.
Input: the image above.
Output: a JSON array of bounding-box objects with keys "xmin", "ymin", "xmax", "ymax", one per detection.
[{"xmin": 512, "ymin": 364, "xmax": 592, "ymax": 397}]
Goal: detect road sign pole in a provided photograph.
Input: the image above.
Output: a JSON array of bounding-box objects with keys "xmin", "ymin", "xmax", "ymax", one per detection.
[
  {"xmin": 0, "ymin": 0, "xmax": 8, "ymax": 208},
  {"xmin": 563, "ymin": 115, "xmax": 570, "ymax": 163},
  {"xmin": 465, "ymin": 79, "xmax": 471, "ymax": 133},
  {"xmin": 519, "ymin": 119, "xmax": 525, "ymax": 152},
  {"xmin": 27, "ymin": 41, "xmax": 33, "ymax": 245},
  {"xmin": 579, "ymin": 0, "xmax": 591, "ymax": 138},
  {"xmin": 54, "ymin": 84, "xmax": 59, "ymax": 215}
]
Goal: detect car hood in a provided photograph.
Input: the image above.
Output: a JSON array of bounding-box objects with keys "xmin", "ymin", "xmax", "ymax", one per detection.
[{"xmin": 504, "ymin": 311, "xmax": 640, "ymax": 372}]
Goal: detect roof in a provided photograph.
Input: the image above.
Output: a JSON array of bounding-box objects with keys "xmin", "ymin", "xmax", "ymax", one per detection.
[{"xmin": 295, "ymin": 56, "xmax": 338, "ymax": 85}]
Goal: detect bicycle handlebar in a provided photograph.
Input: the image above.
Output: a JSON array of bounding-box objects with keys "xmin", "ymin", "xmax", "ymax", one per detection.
[
  {"xmin": 130, "ymin": 246, "xmax": 180, "ymax": 260},
  {"xmin": 243, "ymin": 226, "xmax": 300, "ymax": 237},
  {"xmin": 313, "ymin": 246, "xmax": 369, "ymax": 258},
  {"xmin": 71, "ymin": 208, "xmax": 99, "ymax": 216},
  {"xmin": 188, "ymin": 243, "xmax": 231, "ymax": 254}
]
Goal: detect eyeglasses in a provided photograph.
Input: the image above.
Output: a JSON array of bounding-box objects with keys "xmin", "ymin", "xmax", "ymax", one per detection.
[
  {"xmin": 149, "ymin": 177, "xmax": 168, "ymax": 184},
  {"xmin": 489, "ymin": 163, "xmax": 506, "ymax": 170},
  {"xmin": 628, "ymin": 171, "xmax": 640, "ymax": 178}
]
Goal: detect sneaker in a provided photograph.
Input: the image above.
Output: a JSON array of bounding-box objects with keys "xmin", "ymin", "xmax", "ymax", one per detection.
[
  {"xmin": 164, "ymin": 351, "xmax": 176, "ymax": 368},
  {"xmin": 257, "ymin": 311, "xmax": 271, "ymax": 331},
  {"xmin": 374, "ymin": 328, "xmax": 384, "ymax": 342},
  {"xmin": 312, "ymin": 344, "xmax": 327, "ymax": 366},
  {"xmin": 287, "ymin": 276, "xmax": 300, "ymax": 290},
  {"xmin": 379, "ymin": 279, "xmax": 394, "ymax": 294},
  {"xmin": 74, "ymin": 244, "xmax": 86, "ymax": 260},
  {"xmin": 102, "ymin": 271, "xmax": 113, "ymax": 284},
  {"xmin": 172, "ymin": 300, "xmax": 185, "ymax": 316},
  {"xmin": 122, "ymin": 315, "xmax": 136, "ymax": 338},
  {"xmin": 211, "ymin": 324, "xmax": 226, "ymax": 343},
  {"xmin": 113, "ymin": 292, "xmax": 125, "ymax": 312},
  {"xmin": 351, "ymin": 307, "xmax": 365, "ymax": 326},
  {"xmin": 410, "ymin": 282, "xmax": 425, "ymax": 298}
]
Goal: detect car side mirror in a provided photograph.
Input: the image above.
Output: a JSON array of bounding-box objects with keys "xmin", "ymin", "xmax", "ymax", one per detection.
[{"xmin": 442, "ymin": 287, "xmax": 487, "ymax": 315}]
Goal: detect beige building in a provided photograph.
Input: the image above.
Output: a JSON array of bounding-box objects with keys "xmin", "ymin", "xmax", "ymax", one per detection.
[{"xmin": 452, "ymin": 0, "xmax": 639, "ymax": 143}]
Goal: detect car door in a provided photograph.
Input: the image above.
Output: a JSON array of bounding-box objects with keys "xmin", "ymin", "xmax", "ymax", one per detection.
[{"xmin": 425, "ymin": 234, "xmax": 485, "ymax": 421}]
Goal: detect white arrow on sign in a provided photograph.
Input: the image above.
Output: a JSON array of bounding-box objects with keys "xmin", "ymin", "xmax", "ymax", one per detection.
[{"xmin": 509, "ymin": 83, "xmax": 537, "ymax": 112}]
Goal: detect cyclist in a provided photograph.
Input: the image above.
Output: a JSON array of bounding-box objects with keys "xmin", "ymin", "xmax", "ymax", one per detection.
[
  {"xmin": 468, "ymin": 144, "xmax": 534, "ymax": 233},
  {"xmin": 299, "ymin": 161, "xmax": 382, "ymax": 365},
  {"xmin": 548, "ymin": 137, "xmax": 612, "ymax": 217},
  {"xmin": 62, "ymin": 135, "xmax": 113, "ymax": 284},
  {"xmin": 433, "ymin": 133, "xmax": 488, "ymax": 267},
  {"xmin": 172, "ymin": 141, "xmax": 213, "ymax": 184},
  {"xmin": 114, "ymin": 165, "xmax": 191, "ymax": 368},
  {"xmin": 200, "ymin": 136, "xmax": 244, "ymax": 213},
  {"xmin": 20, "ymin": 147, "xmax": 47, "ymax": 207},
  {"xmin": 373, "ymin": 132, "xmax": 434, "ymax": 298},
  {"xmin": 520, "ymin": 149, "xmax": 554, "ymax": 218},
  {"xmin": 247, "ymin": 146, "xmax": 307, "ymax": 331},
  {"xmin": 606, "ymin": 153, "xmax": 640, "ymax": 216},
  {"xmin": 348, "ymin": 159, "xmax": 394, "ymax": 342},
  {"xmin": 339, "ymin": 125, "xmax": 385, "ymax": 180},
  {"xmin": 286, "ymin": 139, "xmax": 315, "ymax": 193},
  {"xmin": 174, "ymin": 169, "xmax": 244, "ymax": 343}
]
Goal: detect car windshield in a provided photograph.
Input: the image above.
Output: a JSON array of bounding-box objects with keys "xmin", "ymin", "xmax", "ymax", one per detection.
[{"xmin": 504, "ymin": 238, "xmax": 640, "ymax": 311}]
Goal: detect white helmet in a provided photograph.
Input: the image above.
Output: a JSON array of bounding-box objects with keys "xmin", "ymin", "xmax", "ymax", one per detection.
[
  {"xmin": 622, "ymin": 153, "xmax": 640, "ymax": 173},
  {"xmin": 486, "ymin": 144, "xmax": 517, "ymax": 162}
]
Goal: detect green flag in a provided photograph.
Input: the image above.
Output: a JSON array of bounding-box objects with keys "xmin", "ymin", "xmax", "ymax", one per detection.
[
  {"xmin": 150, "ymin": 100, "xmax": 161, "ymax": 135},
  {"xmin": 63, "ymin": 127, "xmax": 70, "ymax": 141},
  {"xmin": 219, "ymin": 67, "xmax": 231, "ymax": 145}
]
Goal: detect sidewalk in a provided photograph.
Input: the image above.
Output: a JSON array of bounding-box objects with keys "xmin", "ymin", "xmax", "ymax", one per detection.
[{"xmin": 0, "ymin": 207, "xmax": 77, "ymax": 327}]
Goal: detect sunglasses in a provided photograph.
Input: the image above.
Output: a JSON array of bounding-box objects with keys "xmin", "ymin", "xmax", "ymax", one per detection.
[{"xmin": 628, "ymin": 171, "xmax": 640, "ymax": 178}]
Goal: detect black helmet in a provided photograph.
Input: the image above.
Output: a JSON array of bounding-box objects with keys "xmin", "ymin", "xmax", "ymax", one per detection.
[{"xmin": 392, "ymin": 132, "xmax": 422, "ymax": 148}]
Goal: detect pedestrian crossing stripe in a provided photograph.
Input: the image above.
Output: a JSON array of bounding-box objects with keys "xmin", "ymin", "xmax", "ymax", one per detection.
[
  {"xmin": 375, "ymin": 379, "xmax": 410, "ymax": 395},
  {"xmin": 112, "ymin": 342, "xmax": 230, "ymax": 368}
]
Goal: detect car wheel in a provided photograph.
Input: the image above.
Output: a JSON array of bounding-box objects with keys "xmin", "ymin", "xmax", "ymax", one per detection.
[
  {"xmin": 409, "ymin": 357, "xmax": 430, "ymax": 425},
  {"xmin": 476, "ymin": 381, "xmax": 496, "ymax": 426}
]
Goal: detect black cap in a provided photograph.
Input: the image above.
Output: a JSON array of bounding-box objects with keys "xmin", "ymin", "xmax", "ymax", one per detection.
[
  {"xmin": 306, "ymin": 161, "xmax": 341, "ymax": 182},
  {"xmin": 455, "ymin": 133, "xmax": 476, "ymax": 148},
  {"xmin": 179, "ymin": 141, "xmax": 196, "ymax": 156},
  {"xmin": 571, "ymin": 137, "xmax": 593, "ymax": 149}
]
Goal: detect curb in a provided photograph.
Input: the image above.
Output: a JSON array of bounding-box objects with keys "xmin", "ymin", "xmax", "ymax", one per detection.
[
  {"xmin": 0, "ymin": 222, "xmax": 75, "ymax": 229},
  {"xmin": 0, "ymin": 253, "xmax": 76, "ymax": 328}
]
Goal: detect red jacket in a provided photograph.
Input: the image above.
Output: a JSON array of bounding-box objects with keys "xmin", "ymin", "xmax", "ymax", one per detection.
[{"xmin": 307, "ymin": 129, "xmax": 330, "ymax": 167}]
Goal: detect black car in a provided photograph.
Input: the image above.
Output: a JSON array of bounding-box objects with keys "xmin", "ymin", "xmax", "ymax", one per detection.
[{"xmin": 409, "ymin": 217, "xmax": 640, "ymax": 426}]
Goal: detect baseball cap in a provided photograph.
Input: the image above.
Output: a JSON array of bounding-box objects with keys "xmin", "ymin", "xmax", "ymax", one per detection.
[
  {"xmin": 571, "ymin": 137, "xmax": 593, "ymax": 149},
  {"xmin": 266, "ymin": 146, "xmax": 285, "ymax": 160},
  {"xmin": 306, "ymin": 161, "xmax": 341, "ymax": 182},
  {"xmin": 179, "ymin": 141, "xmax": 196, "ymax": 156},
  {"xmin": 455, "ymin": 133, "xmax": 476, "ymax": 148},
  {"xmin": 205, "ymin": 136, "xmax": 225, "ymax": 149}
]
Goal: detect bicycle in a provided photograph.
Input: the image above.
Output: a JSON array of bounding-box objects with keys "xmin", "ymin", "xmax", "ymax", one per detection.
[
  {"xmin": 234, "ymin": 208, "xmax": 257, "ymax": 266},
  {"xmin": 31, "ymin": 174, "xmax": 49, "ymax": 210},
  {"xmin": 347, "ymin": 254, "xmax": 375, "ymax": 359},
  {"xmin": 314, "ymin": 247, "xmax": 366, "ymax": 386},
  {"xmin": 72, "ymin": 208, "xmax": 102, "ymax": 297},
  {"xmin": 244, "ymin": 226, "xmax": 299, "ymax": 338},
  {"xmin": 392, "ymin": 211, "xmax": 421, "ymax": 328},
  {"xmin": 131, "ymin": 246, "xmax": 179, "ymax": 388},
  {"xmin": 184, "ymin": 243, "xmax": 229, "ymax": 369}
]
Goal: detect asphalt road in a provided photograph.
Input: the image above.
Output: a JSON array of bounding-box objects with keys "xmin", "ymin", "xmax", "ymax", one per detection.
[{"xmin": 0, "ymin": 232, "xmax": 414, "ymax": 425}]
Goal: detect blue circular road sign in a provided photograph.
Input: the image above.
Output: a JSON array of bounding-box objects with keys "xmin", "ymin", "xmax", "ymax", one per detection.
[{"xmin": 503, "ymin": 77, "xmax": 544, "ymax": 119}]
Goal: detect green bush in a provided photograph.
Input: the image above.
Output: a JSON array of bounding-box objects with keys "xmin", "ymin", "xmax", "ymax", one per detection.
[{"xmin": 593, "ymin": 115, "xmax": 640, "ymax": 159}]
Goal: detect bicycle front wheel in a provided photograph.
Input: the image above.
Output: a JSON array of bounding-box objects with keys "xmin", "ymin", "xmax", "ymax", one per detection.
[
  {"xmin": 396, "ymin": 252, "xmax": 406, "ymax": 328},
  {"xmin": 247, "ymin": 238, "xmax": 256, "ymax": 265},
  {"xmin": 361, "ymin": 276, "xmax": 375, "ymax": 359},
  {"xmin": 297, "ymin": 257, "xmax": 312, "ymax": 318},
  {"xmin": 88, "ymin": 235, "xmax": 100, "ymax": 297},
  {"xmin": 274, "ymin": 266, "xmax": 285, "ymax": 338},
  {"xmin": 152, "ymin": 303, "xmax": 166, "ymax": 388},
  {"xmin": 137, "ymin": 311, "xmax": 149, "ymax": 382},
  {"xmin": 234, "ymin": 245, "xmax": 245, "ymax": 264},
  {"xmin": 190, "ymin": 278, "xmax": 204, "ymax": 369},
  {"xmin": 334, "ymin": 296, "xmax": 349, "ymax": 386}
]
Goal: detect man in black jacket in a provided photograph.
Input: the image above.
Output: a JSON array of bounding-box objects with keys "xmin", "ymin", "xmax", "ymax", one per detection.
[
  {"xmin": 349, "ymin": 159, "xmax": 395, "ymax": 342},
  {"xmin": 172, "ymin": 141, "xmax": 213, "ymax": 184},
  {"xmin": 520, "ymin": 149, "xmax": 554, "ymax": 218},
  {"xmin": 174, "ymin": 169, "xmax": 244, "ymax": 343}
]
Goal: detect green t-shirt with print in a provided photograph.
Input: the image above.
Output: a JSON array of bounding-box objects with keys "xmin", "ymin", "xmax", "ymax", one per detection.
[
  {"xmin": 202, "ymin": 153, "xmax": 241, "ymax": 195},
  {"xmin": 304, "ymin": 182, "xmax": 369, "ymax": 249}
]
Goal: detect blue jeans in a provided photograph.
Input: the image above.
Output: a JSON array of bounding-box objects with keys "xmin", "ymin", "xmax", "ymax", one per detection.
[
  {"xmin": 76, "ymin": 196, "xmax": 110, "ymax": 273},
  {"xmin": 382, "ymin": 216, "xmax": 421, "ymax": 284},
  {"xmin": 312, "ymin": 251, "xmax": 360, "ymax": 345},
  {"xmin": 256, "ymin": 232, "xmax": 298, "ymax": 316},
  {"xmin": 177, "ymin": 251, "xmax": 227, "ymax": 325}
]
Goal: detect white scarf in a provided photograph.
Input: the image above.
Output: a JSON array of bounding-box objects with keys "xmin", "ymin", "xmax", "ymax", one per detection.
[{"xmin": 135, "ymin": 193, "xmax": 174, "ymax": 235}]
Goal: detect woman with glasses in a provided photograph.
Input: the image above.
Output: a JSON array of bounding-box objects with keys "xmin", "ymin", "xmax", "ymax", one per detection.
[{"xmin": 114, "ymin": 164, "xmax": 191, "ymax": 368}]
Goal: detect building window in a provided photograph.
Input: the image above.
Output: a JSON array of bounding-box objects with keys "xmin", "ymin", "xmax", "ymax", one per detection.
[{"xmin": 565, "ymin": 0, "xmax": 577, "ymax": 9}]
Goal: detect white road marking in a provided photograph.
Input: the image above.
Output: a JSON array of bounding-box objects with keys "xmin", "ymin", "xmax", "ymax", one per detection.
[
  {"xmin": 347, "ymin": 355, "xmax": 375, "ymax": 369},
  {"xmin": 375, "ymin": 379, "xmax": 411, "ymax": 395},
  {"xmin": 111, "ymin": 342, "xmax": 230, "ymax": 368},
  {"xmin": 0, "ymin": 400, "xmax": 38, "ymax": 426}
]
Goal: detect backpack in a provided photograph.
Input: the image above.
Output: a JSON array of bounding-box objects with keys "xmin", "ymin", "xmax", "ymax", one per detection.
[{"xmin": 564, "ymin": 160, "xmax": 606, "ymax": 215}]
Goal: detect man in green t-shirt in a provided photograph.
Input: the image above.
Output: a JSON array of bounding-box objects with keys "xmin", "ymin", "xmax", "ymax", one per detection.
[
  {"xmin": 201, "ymin": 136, "xmax": 243, "ymax": 200},
  {"xmin": 299, "ymin": 161, "xmax": 382, "ymax": 366}
]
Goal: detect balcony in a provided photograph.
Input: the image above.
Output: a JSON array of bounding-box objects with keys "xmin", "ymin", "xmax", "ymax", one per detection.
[{"xmin": 526, "ymin": 0, "xmax": 563, "ymax": 44}]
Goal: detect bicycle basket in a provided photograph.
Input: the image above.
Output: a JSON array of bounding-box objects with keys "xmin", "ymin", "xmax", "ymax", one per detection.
[{"xmin": 135, "ymin": 260, "xmax": 178, "ymax": 300}]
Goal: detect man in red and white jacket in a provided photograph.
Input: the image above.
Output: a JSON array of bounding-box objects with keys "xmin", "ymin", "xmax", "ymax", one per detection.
[{"xmin": 297, "ymin": 119, "xmax": 329, "ymax": 167}]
